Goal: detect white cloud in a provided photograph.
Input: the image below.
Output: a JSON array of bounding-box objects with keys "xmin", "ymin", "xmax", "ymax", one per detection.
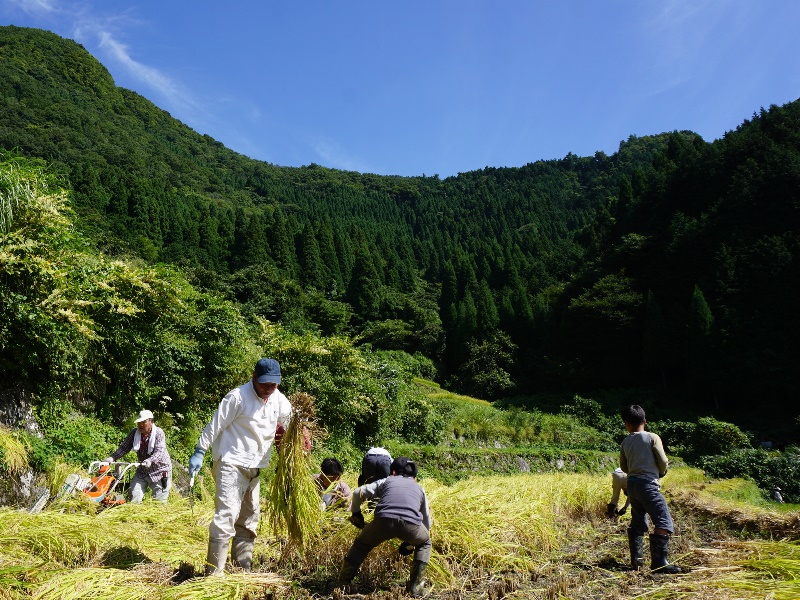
[
  {"xmin": 96, "ymin": 30, "xmax": 185, "ymax": 102},
  {"xmin": 4, "ymin": 0, "xmax": 58, "ymax": 17},
  {"xmin": 313, "ymin": 139, "xmax": 371, "ymax": 173}
]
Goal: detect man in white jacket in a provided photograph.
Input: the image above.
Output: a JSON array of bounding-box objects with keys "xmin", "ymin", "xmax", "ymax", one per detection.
[{"xmin": 188, "ymin": 358, "xmax": 293, "ymax": 575}]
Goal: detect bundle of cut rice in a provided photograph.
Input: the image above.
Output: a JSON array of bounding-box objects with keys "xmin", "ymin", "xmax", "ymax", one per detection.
[{"xmin": 269, "ymin": 391, "xmax": 325, "ymax": 556}]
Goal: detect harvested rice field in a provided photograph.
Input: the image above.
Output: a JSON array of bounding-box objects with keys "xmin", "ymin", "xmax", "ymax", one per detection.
[{"xmin": 1, "ymin": 468, "xmax": 798, "ymax": 599}]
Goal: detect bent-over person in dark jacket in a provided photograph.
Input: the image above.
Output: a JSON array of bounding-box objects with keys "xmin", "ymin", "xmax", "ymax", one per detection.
[{"xmin": 339, "ymin": 456, "xmax": 431, "ymax": 597}]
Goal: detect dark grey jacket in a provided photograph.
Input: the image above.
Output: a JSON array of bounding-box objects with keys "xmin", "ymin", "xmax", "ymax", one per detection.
[{"xmin": 352, "ymin": 475, "xmax": 431, "ymax": 530}]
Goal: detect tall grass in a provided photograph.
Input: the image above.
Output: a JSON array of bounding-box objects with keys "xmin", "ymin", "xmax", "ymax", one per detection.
[{"xmin": 0, "ymin": 158, "xmax": 43, "ymax": 234}]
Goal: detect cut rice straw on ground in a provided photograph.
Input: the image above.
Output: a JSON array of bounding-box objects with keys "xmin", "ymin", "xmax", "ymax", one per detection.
[
  {"xmin": 2, "ymin": 467, "xmax": 799, "ymax": 599},
  {"xmin": 425, "ymin": 472, "xmax": 606, "ymax": 584},
  {"xmin": 160, "ymin": 573, "xmax": 288, "ymax": 600}
]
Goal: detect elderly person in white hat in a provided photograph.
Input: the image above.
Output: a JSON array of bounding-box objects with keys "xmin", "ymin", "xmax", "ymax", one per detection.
[{"xmin": 103, "ymin": 409, "xmax": 173, "ymax": 503}]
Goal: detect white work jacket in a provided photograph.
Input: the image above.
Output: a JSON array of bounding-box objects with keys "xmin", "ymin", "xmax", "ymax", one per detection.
[{"xmin": 197, "ymin": 379, "xmax": 292, "ymax": 469}]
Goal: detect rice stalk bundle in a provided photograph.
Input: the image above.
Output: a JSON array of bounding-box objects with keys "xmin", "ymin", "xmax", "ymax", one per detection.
[
  {"xmin": 269, "ymin": 391, "xmax": 324, "ymax": 555},
  {"xmin": 736, "ymin": 540, "xmax": 800, "ymax": 582},
  {"xmin": 161, "ymin": 572, "xmax": 287, "ymax": 600},
  {"xmin": 426, "ymin": 474, "xmax": 561, "ymax": 579}
]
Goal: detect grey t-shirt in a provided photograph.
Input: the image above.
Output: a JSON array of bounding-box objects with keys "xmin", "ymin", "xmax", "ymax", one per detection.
[{"xmin": 620, "ymin": 431, "xmax": 669, "ymax": 482}]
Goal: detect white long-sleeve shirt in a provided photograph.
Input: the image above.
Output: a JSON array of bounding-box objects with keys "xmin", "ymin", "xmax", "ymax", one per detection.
[{"xmin": 197, "ymin": 379, "xmax": 292, "ymax": 469}]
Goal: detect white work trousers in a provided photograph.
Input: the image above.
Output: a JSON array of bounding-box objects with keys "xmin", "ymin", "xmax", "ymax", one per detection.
[{"xmin": 209, "ymin": 461, "xmax": 261, "ymax": 542}]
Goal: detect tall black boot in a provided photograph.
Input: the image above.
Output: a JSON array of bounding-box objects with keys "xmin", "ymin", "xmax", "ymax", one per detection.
[
  {"xmin": 627, "ymin": 528, "xmax": 645, "ymax": 571},
  {"xmin": 338, "ymin": 558, "xmax": 359, "ymax": 586},
  {"xmin": 406, "ymin": 559, "xmax": 428, "ymax": 597},
  {"xmin": 649, "ymin": 533, "xmax": 681, "ymax": 574}
]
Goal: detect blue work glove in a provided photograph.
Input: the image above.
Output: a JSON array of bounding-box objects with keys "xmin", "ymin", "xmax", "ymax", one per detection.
[{"xmin": 188, "ymin": 447, "xmax": 206, "ymax": 476}]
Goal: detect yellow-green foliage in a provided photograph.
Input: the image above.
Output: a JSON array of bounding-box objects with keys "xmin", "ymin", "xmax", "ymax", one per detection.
[
  {"xmin": 660, "ymin": 466, "xmax": 706, "ymax": 490},
  {"xmin": 421, "ymin": 384, "xmax": 613, "ymax": 450},
  {"xmin": 0, "ymin": 425, "xmax": 29, "ymax": 474}
]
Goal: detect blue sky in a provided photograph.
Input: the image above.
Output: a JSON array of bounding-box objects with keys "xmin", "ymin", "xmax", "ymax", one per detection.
[{"xmin": 2, "ymin": 1, "xmax": 799, "ymax": 177}]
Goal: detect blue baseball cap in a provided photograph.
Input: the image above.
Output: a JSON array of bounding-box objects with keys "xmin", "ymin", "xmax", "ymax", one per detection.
[{"xmin": 254, "ymin": 358, "xmax": 281, "ymax": 384}]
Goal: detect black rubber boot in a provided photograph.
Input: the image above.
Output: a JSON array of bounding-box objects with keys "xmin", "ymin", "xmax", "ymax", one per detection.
[
  {"xmin": 627, "ymin": 528, "xmax": 645, "ymax": 571},
  {"xmin": 649, "ymin": 533, "xmax": 681, "ymax": 574},
  {"xmin": 338, "ymin": 558, "xmax": 359, "ymax": 586},
  {"xmin": 406, "ymin": 560, "xmax": 428, "ymax": 597}
]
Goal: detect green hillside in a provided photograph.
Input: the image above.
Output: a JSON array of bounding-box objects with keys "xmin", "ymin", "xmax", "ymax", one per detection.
[{"xmin": 2, "ymin": 24, "xmax": 800, "ymax": 432}]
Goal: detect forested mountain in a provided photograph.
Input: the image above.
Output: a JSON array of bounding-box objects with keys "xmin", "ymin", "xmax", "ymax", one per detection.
[{"xmin": 1, "ymin": 25, "xmax": 798, "ymax": 420}]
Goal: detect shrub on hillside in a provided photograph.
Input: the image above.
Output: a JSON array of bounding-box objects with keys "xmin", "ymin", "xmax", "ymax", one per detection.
[
  {"xmin": 701, "ymin": 447, "xmax": 800, "ymax": 503},
  {"xmin": 651, "ymin": 417, "xmax": 750, "ymax": 461},
  {"xmin": 371, "ymin": 349, "xmax": 437, "ymax": 380},
  {"xmin": 259, "ymin": 322, "xmax": 398, "ymax": 444},
  {"xmin": 559, "ymin": 395, "xmax": 618, "ymax": 439},
  {"xmin": 26, "ymin": 414, "xmax": 121, "ymax": 471}
]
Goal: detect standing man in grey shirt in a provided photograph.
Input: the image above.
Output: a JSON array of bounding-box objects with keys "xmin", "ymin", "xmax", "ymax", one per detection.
[{"xmin": 620, "ymin": 404, "xmax": 681, "ymax": 574}]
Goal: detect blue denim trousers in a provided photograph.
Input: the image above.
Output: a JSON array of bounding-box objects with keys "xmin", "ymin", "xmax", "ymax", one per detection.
[{"xmin": 627, "ymin": 476, "xmax": 674, "ymax": 534}]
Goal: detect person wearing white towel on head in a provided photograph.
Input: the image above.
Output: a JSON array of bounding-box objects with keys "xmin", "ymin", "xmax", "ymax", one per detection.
[{"xmin": 104, "ymin": 409, "xmax": 172, "ymax": 503}]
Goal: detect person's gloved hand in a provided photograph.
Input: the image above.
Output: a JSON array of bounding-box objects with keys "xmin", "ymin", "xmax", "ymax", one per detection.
[
  {"xmin": 102, "ymin": 457, "xmax": 114, "ymax": 465},
  {"xmin": 606, "ymin": 503, "xmax": 618, "ymax": 519},
  {"xmin": 616, "ymin": 506, "xmax": 628, "ymax": 516},
  {"xmin": 349, "ymin": 512, "xmax": 365, "ymax": 529},
  {"xmin": 398, "ymin": 541, "xmax": 415, "ymax": 556},
  {"xmin": 189, "ymin": 447, "xmax": 206, "ymax": 476},
  {"xmin": 141, "ymin": 459, "xmax": 152, "ymax": 468}
]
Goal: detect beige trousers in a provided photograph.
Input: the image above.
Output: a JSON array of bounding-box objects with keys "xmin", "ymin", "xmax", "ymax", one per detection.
[{"xmin": 209, "ymin": 461, "xmax": 261, "ymax": 542}]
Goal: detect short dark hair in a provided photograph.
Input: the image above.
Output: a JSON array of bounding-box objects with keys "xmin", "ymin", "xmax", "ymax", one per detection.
[
  {"xmin": 390, "ymin": 456, "xmax": 418, "ymax": 478},
  {"xmin": 321, "ymin": 457, "xmax": 343, "ymax": 477},
  {"xmin": 621, "ymin": 404, "xmax": 646, "ymax": 426}
]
